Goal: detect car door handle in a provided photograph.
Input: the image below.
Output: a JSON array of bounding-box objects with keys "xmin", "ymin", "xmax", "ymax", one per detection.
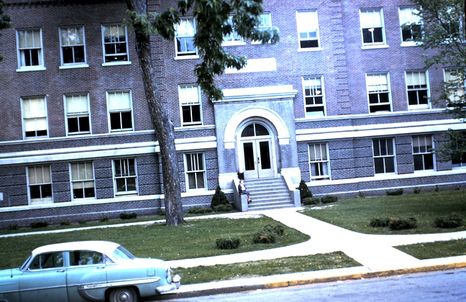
[{"xmin": 56, "ymin": 269, "xmax": 65, "ymax": 273}]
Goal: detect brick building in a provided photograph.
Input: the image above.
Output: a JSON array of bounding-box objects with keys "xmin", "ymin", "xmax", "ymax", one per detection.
[{"xmin": 0, "ymin": 0, "xmax": 465, "ymax": 227}]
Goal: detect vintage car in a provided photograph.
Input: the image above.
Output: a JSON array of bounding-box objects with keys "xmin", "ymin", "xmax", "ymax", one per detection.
[{"xmin": 0, "ymin": 241, "xmax": 180, "ymax": 302}]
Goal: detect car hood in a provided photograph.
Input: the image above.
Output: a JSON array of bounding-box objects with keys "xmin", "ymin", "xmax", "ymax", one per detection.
[{"xmin": 0, "ymin": 268, "xmax": 20, "ymax": 292}]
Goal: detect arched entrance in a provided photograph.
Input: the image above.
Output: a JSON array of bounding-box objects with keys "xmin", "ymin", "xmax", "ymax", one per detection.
[{"xmin": 238, "ymin": 121, "xmax": 276, "ymax": 179}]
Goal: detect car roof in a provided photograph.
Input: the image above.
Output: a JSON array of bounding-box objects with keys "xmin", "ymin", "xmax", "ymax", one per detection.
[{"xmin": 31, "ymin": 241, "xmax": 121, "ymax": 256}]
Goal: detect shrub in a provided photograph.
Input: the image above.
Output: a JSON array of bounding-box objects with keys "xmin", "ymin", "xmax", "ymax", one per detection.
[
  {"xmin": 434, "ymin": 214, "xmax": 464, "ymax": 229},
  {"xmin": 321, "ymin": 195, "xmax": 338, "ymax": 204},
  {"xmin": 413, "ymin": 187, "xmax": 421, "ymax": 194},
  {"xmin": 386, "ymin": 189, "xmax": 403, "ymax": 196},
  {"xmin": 30, "ymin": 221, "xmax": 49, "ymax": 229},
  {"xmin": 211, "ymin": 186, "xmax": 229, "ymax": 208},
  {"xmin": 388, "ymin": 217, "xmax": 417, "ymax": 230},
  {"xmin": 298, "ymin": 180, "xmax": 312, "ymax": 202},
  {"xmin": 369, "ymin": 217, "xmax": 390, "ymax": 228},
  {"xmin": 100, "ymin": 217, "xmax": 109, "ymax": 223},
  {"xmin": 263, "ymin": 224, "xmax": 285, "ymax": 236},
  {"xmin": 120, "ymin": 212, "xmax": 137, "ymax": 220},
  {"xmin": 253, "ymin": 231, "xmax": 276, "ymax": 244},
  {"xmin": 216, "ymin": 238, "xmax": 241, "ymax": 250},
  {"xmin": 188, "ymin": 207, "xmax": 213, "ymax": 215},
  {"xmin": 302, "ymin": 197, "xmax": 320, "ymax": 206},
  {"xmin": 213, "ymin": 203, "xmax": 234, "ymax": 212}
]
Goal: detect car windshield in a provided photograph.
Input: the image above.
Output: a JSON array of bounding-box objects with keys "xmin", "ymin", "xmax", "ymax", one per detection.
[
  {"xmin": 111, "ymin": 246, "xmax": 136, "ymax": 261},
  {"xmin": 20, "ymin": 256, "xmax": 31, "ymax": 270}
]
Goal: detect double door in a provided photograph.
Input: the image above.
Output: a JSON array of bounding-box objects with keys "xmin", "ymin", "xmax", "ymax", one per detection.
[{"xmin": 241, "ymin": 138, "xmax": 274, "ymax": 179}]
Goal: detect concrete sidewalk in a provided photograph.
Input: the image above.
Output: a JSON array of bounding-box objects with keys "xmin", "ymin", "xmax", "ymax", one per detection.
[{"xmin": 167, "ymin": 208, "xmax": 466, "ymax": 297}]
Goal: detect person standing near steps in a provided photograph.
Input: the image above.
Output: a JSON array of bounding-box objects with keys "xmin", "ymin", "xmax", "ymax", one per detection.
[{"xmin": 238, "ymin": 179, "xmax": 251, "ymax": 204}]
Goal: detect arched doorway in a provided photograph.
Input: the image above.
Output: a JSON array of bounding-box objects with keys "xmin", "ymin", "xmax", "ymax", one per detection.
[{"xmin": 238, "ymin": 122, "xmax": 276, "ymax": 179}]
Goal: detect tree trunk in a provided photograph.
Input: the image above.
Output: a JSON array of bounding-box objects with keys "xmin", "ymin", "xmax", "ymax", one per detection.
[{"xmin": 126, "ymin": 0, "xmax": 184, "ymax": 225}]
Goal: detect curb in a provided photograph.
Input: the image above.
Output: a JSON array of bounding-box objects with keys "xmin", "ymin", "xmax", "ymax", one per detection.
[{"xmin": 162, "ymin": 261, "xmax": 466, "ymax": 299}]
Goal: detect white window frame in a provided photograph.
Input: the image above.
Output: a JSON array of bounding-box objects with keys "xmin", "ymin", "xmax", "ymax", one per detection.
[
  {"xmin": 399, "ymin": 7, "xmax": 422, "ymax": 46},
  {"xmin": 372, "ymin": 138, "xmax": 396, "ymax": 174},
  {"xmin": 302, "ymin": 76, "xmax": 326, "ymax": 118},
  {"xmin": 251, "ymin": 13, "xmax": 273, "ymax": 44},
  {"xmin": 113, "ymin": 158, "xmax": 138, "ymax": 195},
  {"xmin": 360, "ymin": 8, "xmax": 387, "ymax": 48},
  {"xmin": 64, "ymin": 94, "xmax": 91, "ymax": 136},
  {"xmin": 16, "ymin": 28, "xmax": 45, "ymax": 71},
  {"xmin": 412, "ymin": 135, "xmax": 435, "ymax": 171},
  {"xmin": 106, "ymin": 90, "xmax": 134, "ymax": 132},
  {"xmin": 308, "ymin": 143, "xmax": 330, "ymax": 180},
  {"xmin": 179, "ymin": 85, "xmax": 203, "ymax": 127},
  {"xmin": 444, "ymin": 69, "xmax": 465, "ymax": 107},
  {"xmin": 366, "ymin": 73, "xmax": 392, "ymax": 113},
  {"xmin": 296, "ymin": 11, "xmax": 320, "ymax": 50},
  {"xmin": 59, "ymin": 26, "xmax": 88, "ymax": 68},
  {"xmin": 101, "ymin": 24, "xmax": 130, "ymax": 65},
  {"xmin": 70, "ymin": 161, "xmax": 95, "ymax": 200},
  {"xmin": 27, "ymin": 165, "xmax": 53, "ymax": 204},
  {"xmin": 222, "ymin": 16, "xmax": 246, "ymax": 46},
  {"xmin": 175, "ymin": 18, "xmax": 198, "ymax": 58},
  {"xmin": 406, "ymin": 71, "xmax": 430, "ymax": 110},
  {"xmin": 184, "ymin": 153, "xmax": 207, "ymax": 191},
  {"xmin": 21, "ymin": 96, "xmax": 48, "ymax": 139}
]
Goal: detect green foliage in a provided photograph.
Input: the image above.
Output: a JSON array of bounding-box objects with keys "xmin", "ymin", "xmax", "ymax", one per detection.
[
  {"xmin": 215, "ymin": 238, "xmax": 241, "ymax": 250},
  {"xmin": 386, "ymin": 189, "xmax": 404, "ymax": 196},
  {"xmin": 302, "ymin": 197, "xmax": 320, "ymax": 206},
  {"xmin": 253, "ymin": 224, "xmax": 285, "ymax": 244},
  {"xmin": 298, "ymin": 180, "xmax": 312, "ymax": 202},
  {"xmin": 434, "ymin": 214, "xmax": 464, "ymax": 228},
  {"xmin": 188, "ymin": 207, "xmax": 213, "ymax": 214},
  {"xmin": 211, "ymin": 186, "xmax": 230, "ymax": 208},
  {"xmin": 120, "ymin": 212, "xmax": 138, "ymax": 220},
  {"xmin": 212, "ymin": 203, "xmax": 234, "ymax": 212},
  {"xmin": 369, "ymin": 218, "xmax": 390, "ymax": 228},
  {"xmin": 30, "ymin": 221, "xmax": 49, "ymax": 229},
  {"xmin": 388, "ymin": 217, "xmax": 418, "ymax": 231},
  {"xmin": 321, "ymin": 195, "xmax": 338, "ymax": 204}
]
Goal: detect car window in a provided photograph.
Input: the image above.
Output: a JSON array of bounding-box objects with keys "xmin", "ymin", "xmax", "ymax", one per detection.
[
  {"xmin": 112, "ymin": 246, "xmax": 136, "ymax": 261},
  {"xmin": 29, "ymin": 252, "xmax": 64, "ymax": 270},
  {"xmin": 70, "ymin": 250, "xmax": 104, "ymax": 266}
]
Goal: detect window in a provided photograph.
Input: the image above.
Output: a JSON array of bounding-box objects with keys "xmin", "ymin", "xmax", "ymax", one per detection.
[
  {"xmin": 296, "ymin": 11, "xmax": 320, "ymax": 49},
  {"xmin": 16, "ymin": 29, "xmax": 44, "ymax": 70},
  {"xmin": 107, "ymin": 91, "xmax": 133, "ymax": 131},
  {"xmin": 22, "ymin": 96, "xmax": 48, "ymax": 138},
  {"xmin": 70, "ymin": 162, "xmax": 95, "ymax": 199},
  {"xmin": 360, "ymin": 9, "xmax": 386, "ymax": 46},
  {"xmin": 65, "ymin": 94, "xmax": 90, "ymax": 135},
  {"xmin": 102, "ymin": 24, "xmax": 129, "ymax": 63},
  {"xmin": 413, "ymin": 135, "xmax": 434, "ymax": 171},
  {"xmin": 28, "ymin": 165, "xmax": 52, "ymax": 203},
  {"xmin": 70, "ymin": 251, "xmax": 103, "ymax": 266},
  {"xmin": 185, "ymin": 153, "xmax": 206, "ymax": 190},
  {"xmin": 366, "ymin": 73, "xmax": 391, "ymax": 113},
  {"xmin": 308, "ymin": 143, "xmax": 330, "ymax": 180},
  {"xmin": 175, "ymin": 18, "xmax": 197, "ymax": 57},
  {"xmin": 406, "ymin": 71, "xmax": 429, "ymax": 109},
  {"xmin": 59, "ymin": 26, "xmax": 86, "ymax": 66},
  {"xmin": 29, "ymin": 252, "xmax": 63, "ymax": 270},
  {"xmin": 444, "ymin": 69, "xmax": 465, "ymax": 107},
  {"xmin": 223, "ymin": 16, "xmax": 244, "ymax": 45},
  {"xmin": 179, "ymin": 85, "xmax": 202, "ymax": 126},
  {"xmin": 113, "ymin": 159, "xmax": 137, "ymax": 194},
  {"xmin": 399, "ymin": 7, "xmax": 422, "ymax": 44},
  {"xmin": 303, "ymin": 76, "xmax": 325, "ymax": 117},
  {"xmin": 252, "ymin": 13, "xmax": 273, "ymax": 44},
  {"xmin": 373, "ymin": 138, "xmax": 396, "ymax": 174}
]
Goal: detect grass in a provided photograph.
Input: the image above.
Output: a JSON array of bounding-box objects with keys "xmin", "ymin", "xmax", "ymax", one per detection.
[
  {"xmin": 302, "ymin": 189, "xmax": 466, "ymax": 234},
  {"xmin": 396, "ymin": 239, "xmax": 466, "ymax": 259},
  {"xmin": 176, "ymin": 252, "xmax": 360, "ymax": 284},
  {"xmin": 0, "ymin": 217, "xmax": 309, "ymax": 269}
]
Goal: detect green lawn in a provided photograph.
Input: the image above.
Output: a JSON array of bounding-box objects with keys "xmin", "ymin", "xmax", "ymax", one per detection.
[
  {"xmin": 0, "ymin": 217, "xmax": 309, "ymax": 269},
  {"xmin": 177, "ymin": 252, "xmax": 360, "ymax": 284},
  {"xmin": 396, "ymin": 239, "xmax": 466, "ymax": 259},
  {"xmin": 302, "ymin": 190, "xmax": 466, "ymax": 234}
]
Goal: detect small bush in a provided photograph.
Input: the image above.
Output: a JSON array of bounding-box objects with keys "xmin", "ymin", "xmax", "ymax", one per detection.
[
  {"xmin": 120, "ymin": 212, "xmax": 137, "ymax": 220},
  {"xmin": 369, "ymin": 217, "xmax": 390, "ymax": 228},
  {"xmin": 388, "ymin": 217, "xmax": 417, "ymax": 230},
  {"xmin": 216, "ymin": 238, "xmax": 241, "ymax": 250},
  {"xmin": 253, "ymin": 231, "xmax": 276, "ymax": 244},
  {"xmin": 188, "ymin": 207, "xmax": 213, "ymax": 215},
  {"xmin": 213, "ymin": 203, "xmax": 233, "ymax": 212},
  {"xmin": 263, "ymin": 224, "xmax": 285, "ymax": 236},
  {"xmin": 100, "ymin": 217, "xmax": 109, "ymax": 223},
  {"xmin": 298, "ymin": 180, "xmax": 312, "ymax": 202},
  {"xmin": 434, "ymin": 214, "xmax": 464, "ymax": 229},
  {"xmin": 413, "ymin": 187, "xmax": 421, "ymax": 194},
  {"xmin": 211, "ymin": 186, "xmax": 229, "ymax": 208},
  {"xmin": 30, "ymin": 221, "xmax": 49, "ymax": 229},
  {"xmin": 302, "ymin": 197, "xmax": 320, "ymax": 206},
  {"xmin": 386, "ymin": 189, "xmax": 404, "ymax": 196},
  {"xmin": 60, "ymin": 221, "xmax": 71, "ymax": 226},
  {"xmin": 321, "ymin": 195, "xmax": 338, "ymax": 204}
]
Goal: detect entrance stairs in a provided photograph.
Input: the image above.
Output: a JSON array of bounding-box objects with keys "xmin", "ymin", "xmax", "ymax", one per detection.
[{"xmin": 245, "ymin": 177, "xmax": 295, "ymax": 210}]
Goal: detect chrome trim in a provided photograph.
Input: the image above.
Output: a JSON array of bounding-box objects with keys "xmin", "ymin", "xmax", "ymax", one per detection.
[{"xmin": 79, "ymin": 277, "xmax": 161, "ymax": 290}]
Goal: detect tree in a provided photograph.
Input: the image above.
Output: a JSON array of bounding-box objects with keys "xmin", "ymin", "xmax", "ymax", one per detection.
[
  {"xmin": 411, "ymin": 0, "xmax": 466, "ymax": 161},
  {"xmin": 0, "ymin": 0, "xmax": 11, "ymax": 61},
  {"xmin": 125, "ymin": 0, "xmax": 278, "ymax": 225}
]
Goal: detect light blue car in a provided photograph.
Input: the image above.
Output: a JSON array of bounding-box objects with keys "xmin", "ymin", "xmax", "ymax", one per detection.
[{"xmin": 0, "ymin": 241, "xmax": 180, "ymax": 302}]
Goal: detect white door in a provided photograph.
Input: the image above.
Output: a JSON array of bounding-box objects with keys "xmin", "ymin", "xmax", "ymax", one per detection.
[{"xmin": 239, "ymin": 122, "xmax": 275, "ymax": 179}]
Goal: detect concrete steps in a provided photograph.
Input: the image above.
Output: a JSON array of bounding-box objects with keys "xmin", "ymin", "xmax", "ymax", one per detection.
[{"xmin": 245, "ymin": 177, "xmax": 294, "ymax": 210}]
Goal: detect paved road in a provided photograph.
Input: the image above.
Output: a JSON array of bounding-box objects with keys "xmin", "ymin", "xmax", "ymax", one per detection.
[{"xmin": 160, "ymin": 268, "xmax": 466, "ymax": 302}]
